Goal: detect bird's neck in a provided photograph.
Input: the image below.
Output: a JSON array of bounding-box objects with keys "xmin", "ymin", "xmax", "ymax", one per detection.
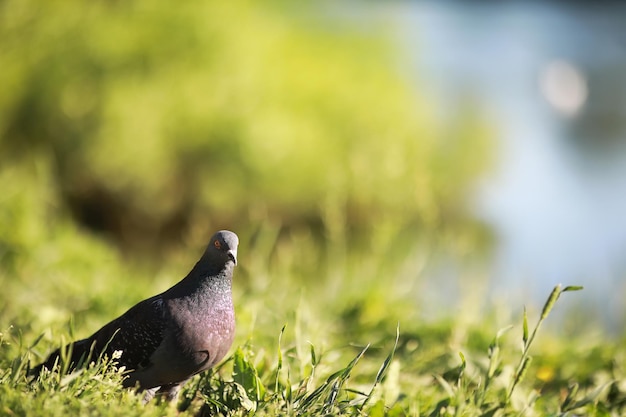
[{"xmin": 165, "ymin": 258, "xmax": 233, "ymax": 299}]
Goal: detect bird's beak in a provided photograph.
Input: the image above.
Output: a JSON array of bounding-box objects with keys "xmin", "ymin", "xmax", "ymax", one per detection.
[{"xmin": 228, "ymin": 249, "xmax": 237, "ymax": 265}]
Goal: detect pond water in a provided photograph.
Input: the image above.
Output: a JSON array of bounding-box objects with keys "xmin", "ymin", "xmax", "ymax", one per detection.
[{"xmin": 371, "ymin": 2, "xmax": 626, "ymax": 329}]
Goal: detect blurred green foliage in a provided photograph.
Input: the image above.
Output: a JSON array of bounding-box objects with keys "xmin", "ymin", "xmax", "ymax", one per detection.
[
  {"xmin": 0, "ymin": 0, "xmax": 494, "ymax": 349},
  {"xmin": 0, "ymin": 0, "xmax": 490, "ymax": 251}
]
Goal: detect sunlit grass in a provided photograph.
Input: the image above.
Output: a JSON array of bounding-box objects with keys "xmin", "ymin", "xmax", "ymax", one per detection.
[
  {"xmin": 1, "ymin": 215, "xmax": 623, "ymax": 416},
  {"xmin": 0, "ymin": 154, "xmax": 622, "ymax": 415}
]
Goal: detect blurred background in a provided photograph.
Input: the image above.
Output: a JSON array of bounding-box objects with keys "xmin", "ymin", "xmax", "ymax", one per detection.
[
  {"xmin": 390, "ymin": 1, "xmax": 626, "ymax": 331},
  {"xmin": 0, "ymin": 0, "xmax": 624, "ymax": 338}
]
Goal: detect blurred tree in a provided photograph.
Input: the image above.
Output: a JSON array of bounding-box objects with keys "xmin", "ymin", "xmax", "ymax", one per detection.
[{"xmin": 0, "ymin": 0, "xmax": 490, "ymax": 251}]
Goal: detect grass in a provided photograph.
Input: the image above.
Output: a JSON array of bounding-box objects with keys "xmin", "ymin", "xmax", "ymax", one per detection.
[{"xmin": 1, "ymin": 220, "xmax": 624, "ymax": 416}]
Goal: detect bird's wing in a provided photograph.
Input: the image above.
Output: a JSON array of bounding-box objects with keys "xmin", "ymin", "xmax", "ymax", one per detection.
[
  {"xmin": 29, "ymin": 296, "xmax": 169, "ymax": 377},
  {"xmin": 91, "ymin": 295, "xmax": 170, "ymax": 371}
]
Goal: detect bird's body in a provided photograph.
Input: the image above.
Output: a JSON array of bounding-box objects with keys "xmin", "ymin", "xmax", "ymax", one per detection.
[{"xmin": 30, "ymin": 230, "xmax": 239, "ymax": 402}]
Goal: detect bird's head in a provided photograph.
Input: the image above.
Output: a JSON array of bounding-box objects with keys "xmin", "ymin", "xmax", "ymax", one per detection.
[{"xmin": 207, "ymin": 230, "xmax": 239, "ymax": 266}]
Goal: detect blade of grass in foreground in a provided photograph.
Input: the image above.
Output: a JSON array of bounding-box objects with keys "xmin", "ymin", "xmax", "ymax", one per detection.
[
  {"xmin": 360, "ymin": 323, "xmax": 400, "ymax": 411},
  {"xmin": 506, "ymin": 284, "xmax": 583, "ymax": 402},
  {"xmin": 296, "ymin": 343, "xmax": 370, "ymax": 414}
]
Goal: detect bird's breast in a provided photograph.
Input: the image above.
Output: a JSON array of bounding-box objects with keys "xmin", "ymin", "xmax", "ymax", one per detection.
[{"xmin": 167, "ymin": 296, "xmax": 235, "ymax": 369}]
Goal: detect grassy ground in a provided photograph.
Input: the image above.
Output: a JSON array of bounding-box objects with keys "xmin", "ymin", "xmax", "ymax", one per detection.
[{"xmin": 1, "ymin": 215, "xmax": 624, "ymax": 416}]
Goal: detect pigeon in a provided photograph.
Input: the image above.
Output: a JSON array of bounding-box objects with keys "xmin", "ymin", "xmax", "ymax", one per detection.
[{"xmin": 30, "ymin": 230, "xmax": 239, "ymax": 402}]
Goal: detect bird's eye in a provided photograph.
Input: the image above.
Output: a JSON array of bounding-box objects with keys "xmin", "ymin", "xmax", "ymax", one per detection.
[{"xmin": 214, "ymin": 240, "xmax": 221, "ymax": 250}]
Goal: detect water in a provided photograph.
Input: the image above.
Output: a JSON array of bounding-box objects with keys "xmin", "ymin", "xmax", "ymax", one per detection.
[{"xmin": 388, "ymin": 2, "xmax": 626, "ymax": 329}]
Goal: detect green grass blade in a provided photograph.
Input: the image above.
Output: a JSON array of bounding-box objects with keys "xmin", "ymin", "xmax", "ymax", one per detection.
[
  {"xmin": 540, "ymin": 284, "xmax": 562, "ymax": 321},
  {"xmin": 361, "ymin": 325, "xmax": 400, "ymax": 410},
  {"xmin": 522, "ymin": 306, "xmax": 529, "ymax": 347}
]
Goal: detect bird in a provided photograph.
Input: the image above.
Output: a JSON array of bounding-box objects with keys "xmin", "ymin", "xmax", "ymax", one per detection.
[{"xmin": 29, "ymin": 230, "xmax": 239, "ymax": 403}]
